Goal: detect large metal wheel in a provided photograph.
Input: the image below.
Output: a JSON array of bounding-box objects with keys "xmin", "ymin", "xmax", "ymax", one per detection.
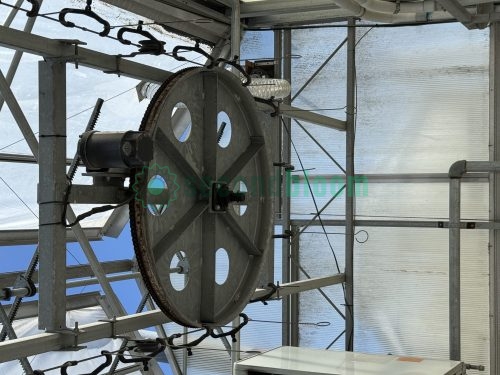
[{"xmin": 130, "ymin": 67, "xmax": 273, "ymax": 328}]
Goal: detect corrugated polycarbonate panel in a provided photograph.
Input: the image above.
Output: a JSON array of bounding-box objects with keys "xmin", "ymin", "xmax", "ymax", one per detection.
[
  {"xmin": 299, "ymin": 229, "xmax": 346, "ymax": 350},
  {"xmin": 290, "ymin": 182, "xmax": 489, "ymax": 222},
  {"xmin": 291, "ymin": 22, "xmax": 490, "ymax": 373},
  {"xmin": 354, "ymin": 228, "xmax": 489, "ymax": 371},
  {"xmin": 291, "ymin": 25, "xmax": 489, "ymax": 176},
  {"xmin": 354, "ymin": 26, "xmax": 489, "ymax": 175}
]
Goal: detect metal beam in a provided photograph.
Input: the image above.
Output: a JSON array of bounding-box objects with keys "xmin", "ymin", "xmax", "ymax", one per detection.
[
  {"xmin": 489, "ymin": 22, "xmax": 500, "ymax": 374},
  {"xmin": 231, "ymin": 0, "xmax": 241, "ymax": 60},
  {"xmin": 247, "ymin": 9, "xmax": 355, "ymax": 28},
  {"xmin": 103, "ymin": 0, "xmax": 229, "ymax": 45},
  {"xmin": 241, "ymin": 0, "xmax": 341, "ymax": 18},
  {"xmin": 345, "ymin": 18, "xmax": 356, "ymax": 352},
  {"xmin": 0, "ymin": 152, "xmax": 76, "ymax": 165},
  {"xmin": 290, "ymin": 225, "xmax": 299, "ymax": 347},
  {"xmin": 0, "ymin": 227, "xmax": 103, "ymax": 245},
  {"xmin": 0, "ymin": 310, "xmax": 169, "ymax": 371},
  {"xmin": 290, "ymin": 219, "xmax": 500, "ymax": 230},
  {"xmin": 0, "ymin": 275, "xmax": 346, "ymax": 363},
  {"xmin": 449, "ymin": 178, "xmax": 461, "ymax": 360},
  {"xmin": 3, "ymin": 292, "xmax": 101, "ymax": 320},
  {"xmin": 281, "ymin": 28, "xmax": 292, "ymax": 347},
  {"xmin": 100, "ymin": 205, "xmax": 130, "ymax": 238},
  {"xmin": 66, "ymin": 272, "xmax": 140, "ymax": 289},
  {"xmin": 278, "ymin": 104, "xmax": 346, "ymax": 131},
  {"xmin": 293, "ymin": 172, "xmax": 489, "ymax": 184},
  {"xmin": 0, "ymin": 26, "xmax": 172, "ymax": 83},
  {"xmin": 0, "ymin": 260, "xmax": 134, "ymax": 289},
  {"xmin": 143, "ymin": 0, "xmax": 229, "ymax": 24},
  {"xmin": 253, "ymin": 274, "xmax": 346, "ymax": 300},
  {"xmin": 435, "ymin": 0, "xmax": 473, "ymax": 26}
]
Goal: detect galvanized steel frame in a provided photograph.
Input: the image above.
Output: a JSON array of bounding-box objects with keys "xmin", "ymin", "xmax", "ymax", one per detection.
[{"xmin": 0, "ymin": 1, "xmax": 498, "ymax": 374}]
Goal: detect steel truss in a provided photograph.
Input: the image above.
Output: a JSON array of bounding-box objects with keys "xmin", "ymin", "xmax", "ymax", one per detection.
[{"xmin": 0, "ymin": 1, "xmax": 498, "ymax": 374}]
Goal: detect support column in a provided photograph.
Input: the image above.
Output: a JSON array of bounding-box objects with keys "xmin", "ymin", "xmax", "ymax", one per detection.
[
  {"xmin": 290, "ymin": 225, "xmax": 299, "ymax": 347},
  {"xmin": 38, "ymin": 60, "xmax": 67, "ymax": 331},
  {"xmin": 489, "ymin": 21, "xmax": 500, "ymax": 375},
  {"xmin": 449, "ymin": 177, "xmax": 461, "ymax": 360},
  {"xmin": 345, "ymin": 18, "xmax": 356, "ymax": 352},
  {"xmin": 231, "ymin": 0, "xmax": 241, "ymax": 60}
]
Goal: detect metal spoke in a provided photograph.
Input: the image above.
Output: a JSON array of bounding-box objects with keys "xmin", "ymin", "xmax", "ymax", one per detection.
[
  {"xmin": 220, "ymin": 213, "xmax": 262, "ymax": 256},
  {"xmin": 220, "ymin": 136, "xmax": 264, "ymax": 183},
  {"xmin": 200, "ymin": 212, "xmax": 217, "ymax": 322},
  {"xmin": 153, "ymin": 201, "xmax": 208, "ymax": 260},
  {"xmin": 157, "ymin": 128, "xmax": 209, "ymax": 193},
  {"xmin": 202, "ymin": 71, "xmax": 218, "ymax": 179}
]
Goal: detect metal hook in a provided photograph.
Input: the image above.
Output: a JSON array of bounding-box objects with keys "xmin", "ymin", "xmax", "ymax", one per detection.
[
  {"xmin": 26, "ymin": 0, "xmax": 40, "ymax": 17},
  {"xmin": 58, "ymin": 0, "xmax": 111, "ymax": 37},
  {"xmin": 215, "ymin": 56, "xmax": 252, "ymax": 86},
  {"xmin": 172, "ymin": 41, "xmax": 215, "ymax": 68},
  {"xmin": 118, "ymin": 338, "xmax": 166, "ymax": 371},
  {"xmin": 209, "ymin": 313, "xmax": 249, "ymax": 341},
  {"xmin": 117, "ymin": 21, "xmax": 166, "ymax": 56},
  {"xmin": 60, "ymin": 351, "xmax": 112, "ymax": 375},
  {"xmin": 167, "ymin": 329, "xmax": 210, "ymax": 356}
]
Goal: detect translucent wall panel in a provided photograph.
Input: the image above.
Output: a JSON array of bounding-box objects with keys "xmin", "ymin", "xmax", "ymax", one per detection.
[
  {"xmin": 291, "ymin": 182, "xmax": 489, "ymax": 221},
  {"xmin": 290, "ymin": 24, "xmax": 489, "ymax": 176},
  {"xmin": 291, "ymin": 22, "xmax": 490, "ymax": 374},
  {"xmin": 354, "ymin": 26, "xmax": 489, "ymax": 174},
  {"xmin": 354, "ymin": 228, "xmax": 489, "ymax": 373},
  {"xmin": 299, "ymin": 229, "xmax": 346, "ymax": 350}
]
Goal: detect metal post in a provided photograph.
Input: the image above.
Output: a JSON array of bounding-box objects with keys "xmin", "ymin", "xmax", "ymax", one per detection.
[
  {"xmin": 490, "ymin": 21, "xmax": 500, "ymax": 374},
  {"xmin": 38, "ymin": 60, "xmax": 67, "ymax": 331},
  {"xmin": 231, "ymin": 0, "xmax": 241, "ymax": 60},
  {"xmin": 232, "ymin": 315, "xmax": 241, "ymax": 369},
  {"xmin": 449, "ymin": 177, "xmax": 461, "ymax": 360},
  {"xmin": 345, "ymin": 18, "xmax": 356, "ymax": 352},
  {"xmin": 290, "ymin": 225, "xmax": 299, "ymax": 347},
  {"xmin": 281, "ymin": 28, "xmax": 292, "ymax": 347}
]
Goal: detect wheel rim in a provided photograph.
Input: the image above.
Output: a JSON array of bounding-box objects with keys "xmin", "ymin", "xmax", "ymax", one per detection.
[{"xmin": 130, "ymin": 67, "xmax": 273, "ymax": 328}]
